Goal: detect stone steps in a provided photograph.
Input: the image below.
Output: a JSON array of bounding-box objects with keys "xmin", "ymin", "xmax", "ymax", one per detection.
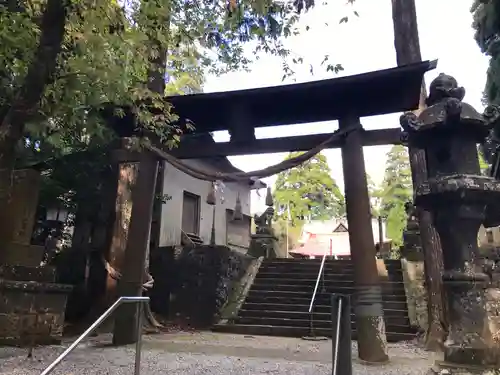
[
  {"xmin": 258, "ymin": 259, "xmax": 403, "ymax": 270},
  {"xmin": 256, "ymin": 272, "xmax": 400, "ymax": 281},
  {"xmin": 238, "ymin": 309, "xmax": 411, "ymax": 326},
  {"xmin": 244, "ymin": 290, "xmax": 408, "ymax": 303},
  {"xmin": 213, "ymin": 259, "xmax": 416, "ymax": 342},
  {"xmin": 250, "ymin": 282, "xmax": 406, "ymax": 293},
  {"xmin": 240, "ymin": 302, "xmax": 409, "ymax": 316},
  {"xmin": 241, "ymin": 300, "xmax": 410, "ymax": 312},
  {"xmin": 182, "ymin": 232, "xmax": 204, "ymax": 246},
  {"xmin": 234, "ymin": 316, "xmax": 413, "ymax": 333},
  {"xmin": 213, "ymin": 323, "xmax": 414, "ymax": 342}
]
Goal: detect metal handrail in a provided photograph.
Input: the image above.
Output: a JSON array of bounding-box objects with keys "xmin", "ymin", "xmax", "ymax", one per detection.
[
  {"xmin": 332, "ymin": 296, "xmax": 343, "ymax": 375},
  {"xmin": 330, "ymin": 294, "xmax": 352, "ymax": 375},
  {"xmin": 308, "ymin": 247, "xmax": 329, "ymax": 313},
  {"xmin": 40, "ymin": 296, "xmax": 150, "ymax": 375}
]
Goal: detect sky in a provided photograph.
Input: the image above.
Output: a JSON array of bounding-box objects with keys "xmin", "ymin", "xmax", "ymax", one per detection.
[{"xmin": 203, "ymin": 0, "xmax": 490, "ymax": 214}]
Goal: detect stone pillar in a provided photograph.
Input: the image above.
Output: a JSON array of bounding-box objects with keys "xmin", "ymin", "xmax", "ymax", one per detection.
[
  {"xmin": 0, "ymin": 169, "xmax": 71, "ymax": 346},
  {"xmin": 0, "ymin": 169, "xmax": 44, "ymax": 264},
  {"xmin": 401, "ymin": 73, "xmax": 500, "ymax": 373},
  {"xmin": 339, "ymin": 116, "xmax": 388, "ymax": 363}
]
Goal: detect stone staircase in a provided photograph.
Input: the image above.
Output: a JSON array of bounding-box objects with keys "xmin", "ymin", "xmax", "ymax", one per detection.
[
  {"xmin": 213, "ymin": 258, "xmax": 416, "ymax": 342},
  {"xmin": 181, "ymin": 232, "xmax": 204, "ymax": 246}
]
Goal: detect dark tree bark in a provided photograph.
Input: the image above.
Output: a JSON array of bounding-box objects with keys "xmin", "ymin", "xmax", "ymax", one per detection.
[
  {"xmin": 0, "ymin": 0, "xmax": 69, "ymax": 248},
  {"xmin": 82, "ymin": 166, "xmax": 119, "ymax": 330},
  {"xmin": 97, "ymin": 162, "xmax": 139, "ymax": 332},
  {"xmin": 113, "ymin": 156, "xmax": 159, "ymax": 345},
  {"xmin": 391, "ymin": 0, "xmax": 448, "ymax": 351},
  {"xmin": 112, "ymin": 0, "xmax": 170, "ymax": 344}
]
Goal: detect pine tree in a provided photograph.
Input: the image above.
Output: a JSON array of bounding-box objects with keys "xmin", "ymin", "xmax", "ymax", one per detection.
[
  {"xmin": 274, "ymin": 152, "xmax": 344, "ymax": 226},
  {"xmin": 379, "ymin": 145, "xmax": 413, "ymax": 248},
  {"xmin": 472, "ymin": 0, "xmax": 500, "ymax": 104},
  {"xmin": 367, "ymin": 173, "xmax": 381, "ymax": 217}
]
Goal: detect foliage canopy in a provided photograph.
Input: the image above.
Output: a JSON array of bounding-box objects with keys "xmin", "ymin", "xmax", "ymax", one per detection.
[
  {"xmin": 273, "ymin": 152, "xmax": 344, "ymax": 226},
  {"xmin": 379, "ymin": 145, "xmax": 412, "ymax": 249},
  {"xmin": 472, "ymin": 0, "xmax": 500, "ymax": 104}
]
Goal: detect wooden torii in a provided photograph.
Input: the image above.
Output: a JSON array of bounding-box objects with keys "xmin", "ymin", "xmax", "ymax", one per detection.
[{"xmin": 111, "ymin": 60, "xmax": 437, "ymax": 363}]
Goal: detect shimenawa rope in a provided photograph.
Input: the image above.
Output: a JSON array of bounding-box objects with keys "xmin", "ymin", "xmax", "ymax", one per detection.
[{"xmin": 141, "ymin": 123, "xmax": 360, "ymax": 182}]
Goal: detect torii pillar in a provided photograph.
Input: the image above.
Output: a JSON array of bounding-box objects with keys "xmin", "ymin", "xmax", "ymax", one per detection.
[{"xmin": 340, "ymin": 116, "xmax": 389, "ymax": 363}]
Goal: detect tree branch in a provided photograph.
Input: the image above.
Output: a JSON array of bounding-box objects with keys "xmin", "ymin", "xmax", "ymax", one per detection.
[{"xmin": 0, "ymin": 0, "xmax": 70, "ymax": 140}]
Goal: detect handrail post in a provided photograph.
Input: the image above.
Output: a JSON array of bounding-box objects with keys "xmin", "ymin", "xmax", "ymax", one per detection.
[
  {"xmin": 307, "ymin": 246, "xmax": 330, "ymax": 337},
  {"xmin": 321, "ymin": 263, "xmax": 326, "ymax": 293},
  {"xmin": 308, "ymin": 248, "xmax": 329, "ymax": 313},
  {"xmin": 331, "ymin": 294, "xmax": 352, "ymax": 375},
  {"xmin": 40, "ymin": 296, "xmax": 149, "ymax": 375},
  {"xmin": 134, "ymin": 301, "xmax": 144, "ymax": 375}
]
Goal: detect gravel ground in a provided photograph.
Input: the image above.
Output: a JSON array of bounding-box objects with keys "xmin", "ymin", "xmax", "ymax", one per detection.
[{"xmin": 0, "ymin": 332, "xmax": 438, "ymax": 375}]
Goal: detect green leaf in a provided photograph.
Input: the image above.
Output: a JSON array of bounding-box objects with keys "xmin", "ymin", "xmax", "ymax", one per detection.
[{"xmin": 273, "ymin": 152, "xmax": 345, "ymax": 225}]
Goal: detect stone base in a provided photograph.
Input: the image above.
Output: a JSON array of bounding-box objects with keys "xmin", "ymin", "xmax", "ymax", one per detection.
[
  {"xmin": 401, "ymin": 258, "xmax": 428, "ymax": 331},
  {"xmin": 0, "ymin": 243, "xmax": 45, "ymax": 267},
  {"xmin": 444, "ymin": 344, "xmax": 500, "ymax": 369},
  {"xmin": 429, "ymin": 360, "xmax": 500, "ymax": 375},
  {"xmin": 248, "ymin": 234, "xmax": 280, "ymax": 258},
  {"xmin": 0, "ymin": 278, "xmax": 72, "ymax": 346},
  {"xmin": 171, "ymin": 245, "xmax": 253, "ymax": 328}
]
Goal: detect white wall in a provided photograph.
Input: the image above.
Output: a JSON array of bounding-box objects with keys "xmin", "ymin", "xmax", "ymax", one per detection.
[{"xmin": 159, "ymin": 159, "xmax": 252, "ymax": 247}]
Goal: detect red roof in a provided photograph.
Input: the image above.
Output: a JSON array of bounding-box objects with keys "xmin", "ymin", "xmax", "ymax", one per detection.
[
  {"xmin": 291, "ymin": 234, "xmax": 351, "ymax": 257},
  {"xmin": 290, "ymin": 238, "xmax": 332, "ymax": 257}
]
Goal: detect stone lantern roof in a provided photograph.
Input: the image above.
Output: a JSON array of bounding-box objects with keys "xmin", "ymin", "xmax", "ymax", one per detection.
[{"xmin": 400, "ymin": 73, "xmax": 489, "ymax": 146}]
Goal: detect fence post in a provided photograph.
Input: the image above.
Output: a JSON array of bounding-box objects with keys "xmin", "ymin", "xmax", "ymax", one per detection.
[{"xmin": 331, "ymin": 294, "xmax": 352, "ymax": 375}]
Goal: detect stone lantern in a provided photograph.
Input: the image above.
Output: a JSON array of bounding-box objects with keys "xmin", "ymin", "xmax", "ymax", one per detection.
[
  {"xmin": 400, "ymin": 73, "xmax": 500, "ymax": 373},
  {"xmin": 401, "ymin": 201, "xmax": 423, "ymax": 261}
]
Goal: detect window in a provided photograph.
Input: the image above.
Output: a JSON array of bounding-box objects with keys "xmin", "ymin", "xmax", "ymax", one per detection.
[
  {"xmin": 487, "ymin": 229, "xmax": 494, "ymax": 244},
  {"xmin": 182, "ymin": 192, "xmax": 200, "ymax": 235}
]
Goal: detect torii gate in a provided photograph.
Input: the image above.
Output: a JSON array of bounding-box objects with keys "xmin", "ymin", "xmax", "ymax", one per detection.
[{"xmin": 110, "ymin": 60, "xmax": 436, "ymax": 363}]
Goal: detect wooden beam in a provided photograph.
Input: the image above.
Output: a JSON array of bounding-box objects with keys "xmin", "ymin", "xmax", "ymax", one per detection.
[
  {"xmin": 340, "ymin": 116, "xmax": 388, "ymax": 362},
  {"xmin": 171, "ymin": 128, "xmax": 403, "ymax": 159}
]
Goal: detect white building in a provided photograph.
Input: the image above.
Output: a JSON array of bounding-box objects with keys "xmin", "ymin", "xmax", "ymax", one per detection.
[
  {"xmin": 158, "ymin": 137, "xmax": 265, "ymax": 252},
  {"xmin": 291, "ymin": 218, "xmax": 391, "ymax": 258}
]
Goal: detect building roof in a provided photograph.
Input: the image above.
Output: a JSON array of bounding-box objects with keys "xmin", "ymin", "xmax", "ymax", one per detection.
[
  {"xmin": 300, "ymin": 218, "xmax": 391, "ymax": 243},
  {"xmin": 290, "ymin": 234, "xmax": 351, "ymax": 257},
  {"xmin": 167, "ymin": 60, "xmax": 437, "ymax": 132},
  {"xmin": 291, "ymin": 218, "xmax": 392, "ymax": 258}
]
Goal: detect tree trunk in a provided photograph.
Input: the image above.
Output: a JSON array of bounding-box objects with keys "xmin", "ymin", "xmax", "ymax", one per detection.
[
  {"xmin": 107, "ymin": 1, "xmax": 171, "ymax": 345},
  {"xmin": 83, "ymin": 166, "xmax": 118, "ymax": 327},
  {"xmin": 391, "ymin": 0, "xmax": 448, "ymax": 350},
  {"xmin": 100, "ymin": 162, "xmax": 139, "ymax": 331},
  {"xmin": 113, "ymin": 155, "xmax": 159, "ymax": 345},
  {"xmin": 71, "ymin": 202, "xmax": 93, "ymax": 252},
  {"xmin": 0, "ymin": 0, "xmax": 69, "ymax": 250}
]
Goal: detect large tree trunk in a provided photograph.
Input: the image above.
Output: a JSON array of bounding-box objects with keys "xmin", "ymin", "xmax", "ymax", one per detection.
[
  {"xmin": 100, "ymin": 163, "xmax": 139, "ymax": 331},
  {"xmin": 82, "ymin": 166, "xmax": 118, "ymax": 329},
  {"xmin": 113, "ymin": 155, "xmax": 159, "ymax": 345},
  {"xmin": 112, "ymin": 0, "xmax": 170, "ymax": 344},
  {"xmin": 0, "ymin": 0, "xmax": 69, "ymax": 251},
  {"xmin": 391, "ymin": 0, "xmax": 448, "ymax": 351}
]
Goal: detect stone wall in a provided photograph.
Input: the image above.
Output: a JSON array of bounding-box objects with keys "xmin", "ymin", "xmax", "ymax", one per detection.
[
  {"xmin": 166, "ymin": 245, "xmax": 254, "ymax": 328},
  {"xmin": 485, "ymin": 287, "xmax": 500, "ymax": 354},
  {"xmin": 0, "ymin": 266, "xmax": 72, "ymax": 345},
  {"xmin": 149, "ymin": 246, "xmax": 177, "ymax": 316},
  {"xmin": 219, "ymin": 256, "xmax": 263, "ymax": 321},
  {"xmin": 400, "ymin": 258, "xmax": 428, "ymax": 331}
]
